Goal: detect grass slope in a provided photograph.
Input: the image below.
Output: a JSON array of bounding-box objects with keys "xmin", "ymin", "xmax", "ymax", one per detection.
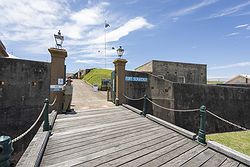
[
  {"xmin": 207, "ymin": 131, "xmax": 250, "ymax": 156},
  {"xmin": 207, "ymin": 81, "xmax": 224, "ymax": 84},
  {"xmin": 83, "ymin": 68, "xmax": 112, "ymax": 88}
]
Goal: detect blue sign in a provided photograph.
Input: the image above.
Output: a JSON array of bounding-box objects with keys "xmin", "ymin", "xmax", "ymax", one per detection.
[{"xmin": 125, "ymin": 76, "xmax": 148, "ymax": 82}]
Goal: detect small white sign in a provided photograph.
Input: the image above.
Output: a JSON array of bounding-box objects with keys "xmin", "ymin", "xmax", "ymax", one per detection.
[
  {"xmin": 58, "ymin": 78, "xmax": 64, "ymax": 85},
  {"xmin": 50, "ymin": 85, "xmax": 63, "ymax": 92}
]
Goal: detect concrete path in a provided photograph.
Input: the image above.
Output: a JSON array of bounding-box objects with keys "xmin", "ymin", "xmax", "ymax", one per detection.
[{"xmin": 71, "ymin": 79, "xmax": 114, "ymax": 110}]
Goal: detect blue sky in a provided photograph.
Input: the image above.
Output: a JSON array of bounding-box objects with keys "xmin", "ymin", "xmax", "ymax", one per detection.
[{"xmin": 1, "ymin": 0, "xmax": 250, "ymax": 80}]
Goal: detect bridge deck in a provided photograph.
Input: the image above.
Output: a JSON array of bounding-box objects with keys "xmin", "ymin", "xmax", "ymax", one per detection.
[{"xmin": 40, "ymin": 106, "xmax": 245, "ymax": 167}]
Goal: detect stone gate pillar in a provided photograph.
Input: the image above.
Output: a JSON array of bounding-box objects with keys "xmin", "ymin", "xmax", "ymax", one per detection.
[
  {"xmin": 113, "ymin": 58, "xmax": 127, "ymax": 105},
  {"xmin": 48, "ymin": 48, "xmax": 67, "ymax": 112}
]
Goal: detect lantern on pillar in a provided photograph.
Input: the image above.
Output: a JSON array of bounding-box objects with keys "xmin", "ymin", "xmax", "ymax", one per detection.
[
  {"xmin": 116, "ymin": 46, "xmax": 124, "ymax": 58},
  {"xmin": 54, "ymin": 30, "xmax": 64, "ymax": 49}
]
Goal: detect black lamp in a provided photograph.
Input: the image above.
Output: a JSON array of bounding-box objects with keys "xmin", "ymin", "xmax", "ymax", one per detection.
[
  {"xmin": 116, "ymin": 46, "xmax": 124, "ymax": 58},
  {"xmin": 54, "ymin": 30, "xmax": 64, "ymax": 49}
]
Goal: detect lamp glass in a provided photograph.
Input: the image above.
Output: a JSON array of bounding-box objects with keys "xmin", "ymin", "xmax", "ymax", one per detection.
[
  {"xmin": 54, "ymin": 30, "xmax": 64, "ymax": 48},
  {"xmin": 117, "ymin": 46, "xmax": 124, "ymax": 58}
]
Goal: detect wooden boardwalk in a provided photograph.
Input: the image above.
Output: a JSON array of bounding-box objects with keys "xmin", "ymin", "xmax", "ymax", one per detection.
[{"xmin": 40, "ymin": 106, "xmax": 247, "ymax": 167}]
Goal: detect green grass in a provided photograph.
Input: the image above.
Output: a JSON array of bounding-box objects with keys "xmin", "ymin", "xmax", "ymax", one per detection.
[
  {"xmin": 207, "ymin": 131, "xmax": 250, "ymax": 156},
  {"xmin": 207, "ymin": 80, "xmax": 224, "ymax": 84},
  {"xmin": 83, "ymin": 68, "xmax": 112, "ymax": 88}
]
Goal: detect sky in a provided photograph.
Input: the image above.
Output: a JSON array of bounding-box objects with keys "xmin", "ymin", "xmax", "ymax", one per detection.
[{"xmin": 1, "ymin": 0, "xmax": 250, "ymax": 80}]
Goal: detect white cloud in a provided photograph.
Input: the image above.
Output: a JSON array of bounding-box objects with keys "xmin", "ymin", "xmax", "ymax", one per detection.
[
  {"xmin": 210, "ymin": 62, "xmax": 250, "ymax": 70},
  {"xmin": 235, "ymin": 24, "xmax": 248, "ymax": 28},
  {"xmin": 93, "ymin": 17, "xmax": 153, "ymax": 43},
  {"xmin": 207, "ymin": 1, "xmax": 250, "ymax": 19},
  {"xmin": 169, "ymin": 0, "xmax": 219, "ymax": 17},
  {"xmin": 0, "ymin": 1, "xmax": 153, "ymax": 71},
  {"xmin": 75, "ymin": 60, "xmax": 104, "ymax": 64},
  {"xmin": 226, "ymin": 32, "xmax": 239, "ymax": 37}
]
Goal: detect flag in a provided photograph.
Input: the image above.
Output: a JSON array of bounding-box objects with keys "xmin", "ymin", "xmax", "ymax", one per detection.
[{"xmin": 105, "ymin": 22, "xmax": 110, "ymax": 28}]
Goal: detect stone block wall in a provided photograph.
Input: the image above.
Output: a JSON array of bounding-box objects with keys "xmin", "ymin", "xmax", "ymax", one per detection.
[
  {"xmin": 173, "ymin": 83, "xmax": 250, "ymax": 134},
  {"xmin": 152, "ymin": 60, "xmax": 207, "ymax": 84},
  {"xmin": 124, "ymin": 70, "xmax": 250, "ymax": 135},
  {"xmin": 124, "ymin": 71, "xmax": 149, "ymax": 110},
  {"xmin": 0, "ymin": 58, "xmax": 50, "ymax": 162}
]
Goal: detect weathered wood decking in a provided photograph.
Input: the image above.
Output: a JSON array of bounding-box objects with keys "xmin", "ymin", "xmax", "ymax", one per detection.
[{"xmin": 40, "ymin": 106, "xmax": 248, "ymax": 167}]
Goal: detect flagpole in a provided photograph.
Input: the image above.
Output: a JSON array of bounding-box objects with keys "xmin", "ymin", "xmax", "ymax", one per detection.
[{"xmin": 104, "ymin": 20, "xmax": 107, "ymax": 69}]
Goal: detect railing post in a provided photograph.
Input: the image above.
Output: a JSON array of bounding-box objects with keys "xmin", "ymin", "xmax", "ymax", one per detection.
[
  {"xmin": 43, "ymin": 98, "xmax": 50, "ymax": 131},
  {"xmin": 143, "ymin": 95, "xmax": 147, "ymax": 116},
  {"xmin": 0, "ymin": 136, "xmax": 13, "ymax": 167},
  {"xmin": 198, "ymin": 105, "xmax": 206, "ymax": 144}
]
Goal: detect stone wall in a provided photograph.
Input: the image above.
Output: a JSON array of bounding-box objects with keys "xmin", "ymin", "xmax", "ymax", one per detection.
[
  {"xmin": 173, "ymin": 83, "xmax": 250, "ymax": 134},
  {"xmin": 123, "ymin": 70, "xmax": 250, "ymax": 135},
  {"xmin": 124, "ymin": 71, "xmax": 175, "ymax": 123},
  {"xmin": 152, "ymin": 60, "xmax": 207, "ymax": 84},
  {"xmin": 148, "ymin": 75, "xmax": 175, "ymax": 123},
  {"xmin": 0, "ymin": 58, "xmax": 50, "ymax": 162},
  {"xmin": 124, "ymin": 71, "xmax": 149, "ymax": 110}
]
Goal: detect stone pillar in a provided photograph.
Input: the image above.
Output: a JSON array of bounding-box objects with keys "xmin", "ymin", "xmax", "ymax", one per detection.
[
  {"xmin": 113, "ymin": 58, "xmax": 127, "ymax": 105},
  {"xmin": 48, "ymin": 48, "xmax": 67, "ymax": 112}
]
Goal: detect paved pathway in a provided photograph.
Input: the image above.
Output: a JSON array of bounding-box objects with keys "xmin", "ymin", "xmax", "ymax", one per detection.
[{"xmin": 71, "ymin": 79, "xmax": 114, "ymax": 110}]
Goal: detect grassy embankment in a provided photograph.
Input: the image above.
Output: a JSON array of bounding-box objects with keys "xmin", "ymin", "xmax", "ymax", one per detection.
[
  {"xmin": 207, "ymin": 81, "xmax": 224, "ymax": 84},
  {"xmin": 207, "ymin": 130, "xmax": 250, "ymax": 156},
  {"xmin": 83, "ymin": 68, "xmax": 112, "ymax": 88}
]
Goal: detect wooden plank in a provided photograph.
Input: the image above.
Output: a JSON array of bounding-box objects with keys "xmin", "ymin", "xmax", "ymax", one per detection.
[
  {"xmin": 54, "ymin": 112, "xmax": 138, "ymax": 128},
  {"xmin": 47, "ymin": 123, "xmax": 155, "ymax": 153},
  {"xmin": 201, "ymin": 152, "xmax": 228, "ymax": 167},
  {"xmin": 219, "ymin": 158, "xmax": 240, "ymax": 167},
  {"xmin": 53, "ymin": 114, "xmax": 140, "ymax": 132},
  {"xmin": 45, "ymin": 126, "xmax": 163, "ymax": 158},
  {"xmin": 45, "ymin": 123, "xmax": 157, "ymax": 155},
  {"xmin": 238, "ymin": 163, "xmax": 248, "ymax": 167},
  {"xmin": 119, "ymin": 139, "xmax": 198, "ymax": 167},
  {"xmin": 40, "ymin": 128, "xmax": 173, "ymax": 166},
  {"xmin": 137, "ymin": 140, "xmax": 198, "ymax": 167},
  {"xmin": 75, "ymin": 132, "xmax": 178, "ymax": 167},
  {"xmin": 48, "ymin": 132, "xmax": 177, "ymax": 167},
  {"xmin": 41, "ymin": 127, "xmax": 166, "ymax": 165},
  {"xmin": 161, "ymin": 145, "xmax": 207, "ymax": 167},
  {"xmin": 180, "ymin": 148, "xmax": 216, "ymax": 167},
  {"xmin": 98, "ymin": 138, "xmax": 189, "ymax": 167},
  {"xmin": 50, "ymin": 117, "xmax": 143, "ymax": 137},
  {"xmin": 55, "ymin": 108, "xmax": 125, "ymax": 120},
  {"xmin": 51, "ymin": 117, "xmax": 149, "ymax": 139},
  {"xmin": 57, "ymin": 107, "xmax": 123, "ymax": 117},
  {"xmin": 55, "ymin": 108, "xmax": 130, "ymax": 122},
  {"xmin": 46, "ymin": 120, "xmax": 152, "ymax": 148}
]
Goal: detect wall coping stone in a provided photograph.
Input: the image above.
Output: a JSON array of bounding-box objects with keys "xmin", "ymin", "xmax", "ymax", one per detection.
[
  {"xmin": 122, "ymin": 104, "xmax": 143, "ymax": 115},
  {"xmin": 207, "ymin": 141, "xmax": 250, "ymax": 166},
  {"xmin": 146, "ymin": 114, "xmax": 196, "ymax": 140}
]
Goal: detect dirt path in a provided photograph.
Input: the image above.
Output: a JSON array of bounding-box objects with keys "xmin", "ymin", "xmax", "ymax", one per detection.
[{"xmin": 71, "ymin": 79, "xmax": 114, "ymax": 110}]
